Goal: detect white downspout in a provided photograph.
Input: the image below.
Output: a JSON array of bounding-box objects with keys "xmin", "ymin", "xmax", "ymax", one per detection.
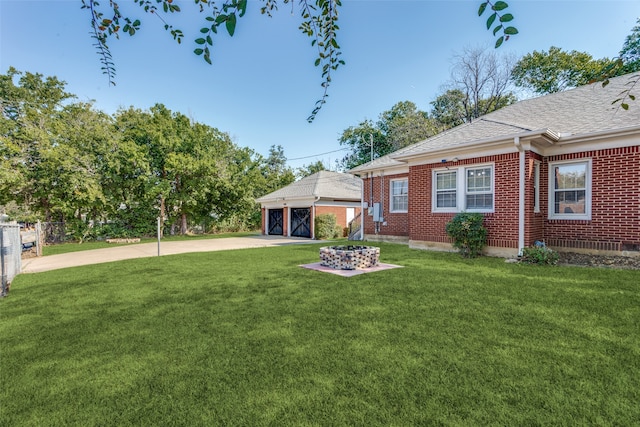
[
  {"xmin": 360, "ymin": 175, "xmax": 365, "ymax": 241},
  {"xmin": 514, "ymin": 136, "xmax": 525, "ymax": 256}
]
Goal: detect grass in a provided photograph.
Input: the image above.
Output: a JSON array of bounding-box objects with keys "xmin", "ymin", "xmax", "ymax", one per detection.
[
  {"xmin": 42, "ymin": 231, "xmax": 260, "ymax": 256},
  {"xmin": 2, "ymin": 242, "xmax": 639, "ymax": 426}
]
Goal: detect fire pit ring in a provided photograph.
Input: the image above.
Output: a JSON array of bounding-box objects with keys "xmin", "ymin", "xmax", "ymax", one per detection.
[{"xmin": 319, "ymin": 245, "xmax": 380, "ymax": 270}]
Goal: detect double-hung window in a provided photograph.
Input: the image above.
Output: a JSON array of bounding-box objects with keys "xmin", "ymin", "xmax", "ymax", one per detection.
[
  {"xmin": 465, "ymin": 167, "xmax": 493, "ymax": 210},
  {"xmin": 390, "ymin": 179, "xmax": 408, "ymax": 212},
  {"xmin": 433, "ymin": 164, "xmax": 494, "ymax": 212},
  {"xmin": 549, "ymin": 160, "xmax": 591, "ymax": 220},
  {"xmin": 435, "ymin": 171, "xmax": 457, "ymax": 209}
]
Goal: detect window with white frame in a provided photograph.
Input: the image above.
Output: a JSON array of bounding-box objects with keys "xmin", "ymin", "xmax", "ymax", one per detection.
[
  {"xmin": 549, "ymin": 160, "xmax": 591, "ymax": 219},
  {"xmin": 466, "ymin": 166, "xmax": 493, "ymax": 210},
  {"xmin": 435, "ymin": 170, "xmax": 457, "ymax": 209},
  {"xmin": 390, "ymin": 178, "xmax": 408, "ymax": 212},
  {"xmin": 433, "ymin": 164, "xmax": 494, "ymax": 212}
]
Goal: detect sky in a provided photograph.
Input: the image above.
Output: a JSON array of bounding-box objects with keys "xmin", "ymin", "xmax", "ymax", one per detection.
[{"xmin": 1, "ymin": 1, "xmax": 639, "ymax": 170}]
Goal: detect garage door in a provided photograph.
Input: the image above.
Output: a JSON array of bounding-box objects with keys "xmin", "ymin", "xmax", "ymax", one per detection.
[
  {"xmin": 268, "ymin": 209, "xmax": 283, "ymax": 235},
  {"xmin": 290, "ymin": 208, "xmax": 311, "ymax": 238}
]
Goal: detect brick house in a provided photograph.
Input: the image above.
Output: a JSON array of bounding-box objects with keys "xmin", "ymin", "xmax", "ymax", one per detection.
[
  {"xmin": 350, "ymin": 74, "xmax": 640, "ymax": 257},
  {"xmin": 256, "ymin": 171, "xmax": 362, "ymax": 239}
]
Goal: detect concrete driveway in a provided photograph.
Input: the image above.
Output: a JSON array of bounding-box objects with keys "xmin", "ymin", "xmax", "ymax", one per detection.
[{"xmin": 21, "ymin": 235, "xmax": 320, "ymax": 274}]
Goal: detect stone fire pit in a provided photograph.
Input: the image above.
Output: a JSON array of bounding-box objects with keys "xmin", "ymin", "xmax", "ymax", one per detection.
[{"xmin": 319, "ymin": 245, "xmax": 380, "ymax": 270}]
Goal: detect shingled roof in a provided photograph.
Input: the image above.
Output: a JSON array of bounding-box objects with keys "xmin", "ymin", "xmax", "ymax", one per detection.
[
  {"xmin": 351, "ymin": 73, "xmax": 640, "ymax": 173},
  {"xmin": 256, "ymin": 171, "xmax": 361, "ymax": 203}
]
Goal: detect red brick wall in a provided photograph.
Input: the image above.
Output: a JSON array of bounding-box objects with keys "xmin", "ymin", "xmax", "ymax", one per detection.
[
  {"xmin": 360, "ymin": 144, "xmax": 640, "ymax": 254},
  {"xmin": 315, "ymin": 206, "xmax": 361, "ymax": 228},
  {"xmin": 409, "ymin": 154, "xmax": 520, "ymax": 249},
  {"xmin": 542, "ymin": 146, "xmax": 640, "ymax": 251},
  {"xmin": 361, "ymin": 173, "xmax": 409, "ymax": 237}
]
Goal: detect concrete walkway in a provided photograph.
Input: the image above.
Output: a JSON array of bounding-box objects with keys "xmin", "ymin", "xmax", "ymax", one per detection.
[{"xmin": 21, "ymin": 235, "xmax": 319, "ymax": 274}]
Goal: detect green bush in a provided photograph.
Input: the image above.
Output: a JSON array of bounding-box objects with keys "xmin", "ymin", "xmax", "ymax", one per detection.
[
  {"xmin": 520, "ymin": 242, "xmax": 559, "ymax": 265},
  {"xmin": 445, "ymin": 212, "xmax": 487, "ymax": 258},
  {"xmin": 315, "ymin": 214, "xmax": 341, "ymax": 240}
]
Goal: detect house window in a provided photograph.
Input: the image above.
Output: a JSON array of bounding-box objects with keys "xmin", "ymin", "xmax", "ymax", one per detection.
[
  {"xmin": 549, "ymin": 160, "xmax": 591, "ymax": 220},
  {"xmin": 390, "ymin": 179, "xmax": 408, "ymax": 212},
  {"xmin": 435, "ymin": 171, "xmax": 457, "ymax": 209},
  {"xmin": 432, "ymin": 164, "xmax": 494, "ymax": 213},
  {"xmin": 466, "ymin": 167, "xmax": 493, "ymax": 210}
]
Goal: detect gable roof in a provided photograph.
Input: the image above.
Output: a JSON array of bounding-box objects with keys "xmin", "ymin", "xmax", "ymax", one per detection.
[
  {"xmin": 351, "ymin": 73, "xmax": 640, "ymax": 173},
  {"xmin": 255, "ymin": 171, "xmax": 361, "ymax": 203}
]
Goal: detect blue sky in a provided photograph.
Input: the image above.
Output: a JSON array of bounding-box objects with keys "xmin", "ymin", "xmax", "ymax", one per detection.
[{"xmin": 1, "ymin": 1, "xmax": 638, "ymax": 169}]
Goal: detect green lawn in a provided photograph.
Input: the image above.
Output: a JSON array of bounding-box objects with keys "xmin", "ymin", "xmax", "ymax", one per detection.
[
  {"xmin": 41, "ymin": 231, "xmax": 261, "ymax": 256},
  {"xmin": 2, "ymin": 242, "xmax": 639, "ymax": 426}
]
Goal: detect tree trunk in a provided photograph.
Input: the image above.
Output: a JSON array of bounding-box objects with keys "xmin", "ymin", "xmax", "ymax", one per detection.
[{"xmin": 180, "ymin": 213, "xmax": 188, "ymax": 235}]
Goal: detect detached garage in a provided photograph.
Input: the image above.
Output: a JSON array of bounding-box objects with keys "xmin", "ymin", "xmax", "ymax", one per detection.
[{"xmin": 256, "ymin": 171, "xmax": 362, "ymax": 239}]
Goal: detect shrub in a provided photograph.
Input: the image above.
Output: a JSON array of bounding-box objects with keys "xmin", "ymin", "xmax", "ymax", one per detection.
[
  {"xmin": 445, "ymin": 212, "xmax": 487, "ymax": 258},
  {"xmin": 520, "ymin": 241, "xmax": 559, "ymax": 265},
  {"xmin": 315, "ymin": 214, "xmax": 341, "ymax": 239}
]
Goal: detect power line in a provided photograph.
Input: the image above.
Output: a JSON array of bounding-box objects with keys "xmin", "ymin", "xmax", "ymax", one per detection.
[{"xmin": 287, "ymin": 147, "xmax": 349, "ymax": 161}]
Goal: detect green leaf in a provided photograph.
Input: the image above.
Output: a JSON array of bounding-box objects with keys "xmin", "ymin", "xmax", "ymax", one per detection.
[
  {"xmin": 486, "ymin": 13, "xmax": 497, "ymax": 30},
  {"xmin": 226, "ymin": 13, "xmax": 237, "ymax": 36},
  {"xmin": 504, "ymin": 26, "xmax": 518, "ymax": 35},
  {"xmin": 500, "ymin": 13, "xmax": 514, "ymax": 22},
  {"xmin": 194, "ymin": 48, "xmax": 204, "ymax": 55},
  {"xmin": 206, "ymin": 35, "xmax": 213, "ymax": 46},
  {"xmin": 621, "ymin": 103, "xmax": 629, "ymax": 110},
  {"xmin": 200, "ymin": 28, "xmax": 209, "ymax": 33},
  {"xmin": 478, "ymin": 2, "xmax": 487, "ymax": 16},
  {"xmin": 195, "ymin": 38, "xmax": 206, "ymax": 45},
  {"xmin": 495, "ymin": 36, "xmax": 504, "ymax": 48},
  {"xmin": 493, "ymin": 1, "xmax": 509, "ymax": 11},
  {"xmin": 493, "ymin": 25, "xmax": 502, "ymax": 36},
  {"xmin": 315, "ymin": 58, "xmax": 321, "ymax": 66},
  {"xmin": 629, "ymin": 94, "xmax": 636, "ymax": 101},
  {"xmin": 238, "ymin": 0, "xmax": 248, "ymax": 17}
]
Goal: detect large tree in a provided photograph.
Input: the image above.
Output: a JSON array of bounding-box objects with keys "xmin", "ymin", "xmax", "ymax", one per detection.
[
  {"xmin": 442, "ymin": 45, "xmax": 518, "ymax": 123},
  {"xmin": 338, "ymin": 101, "xmax": 437, "ymax": 170},
  {"xmin": 0, "ymin": 68, "xmax": 274, "ymax": 237},
  {"xmin": 511, "ymin": 46, "xmax": 619, "ymax": 95}
]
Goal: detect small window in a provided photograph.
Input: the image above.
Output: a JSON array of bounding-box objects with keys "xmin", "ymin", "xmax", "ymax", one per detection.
[
  {"xmin": 435, "ymin": 171, "xmax": 457, "ymax": 209},
  {"xmin": 390, "ymin": 179, "xmax": 408, "ymax": 212},
  {"xmin": 549, "ymin": 160, "xmax": 591, "ymax": 220}
]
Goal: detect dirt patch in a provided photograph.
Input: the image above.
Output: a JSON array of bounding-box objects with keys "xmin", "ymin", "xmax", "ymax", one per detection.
[{"xmin": 558, "ymin": 252, "xmax": 640, "ymax": 270}]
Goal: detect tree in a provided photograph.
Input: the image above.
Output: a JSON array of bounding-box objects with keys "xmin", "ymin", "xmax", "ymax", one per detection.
[
  {"xmin": 296, "ymin": 160, "xmax": 327, "ymax": 179},
  {"xmin": 378, "ymin": 101, "xmax": 439, "ymax": 152},
  {"xmin": 443, "ymin": 45, "xmax": 518, "ymax": 122},
  {"xmin": 258, "ymin": 145, "xmax": 295, "ymax": 194},
  {"xmin": 81, "ymin": 0, "xmax": 516, "ymax": 121},
  {"xmin": 511, "ymin": 46, "xmax": 619, "ymax": 95},
  {"xmin": 338, "ymin": 101, "xmax": 437, "ymax": 170},
  {"xmin": 619, "ymin": 18, "xmax": 640, "ymax": 73},
  {"xmin": 0, "ymin": 68, "xmax": 86, "ymax": 221}
]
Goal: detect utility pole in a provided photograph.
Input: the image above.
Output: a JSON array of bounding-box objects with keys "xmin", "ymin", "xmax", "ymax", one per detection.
[{"xmin": 360, "ymin": 134, "xmax": 374, "ymax": 162}]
